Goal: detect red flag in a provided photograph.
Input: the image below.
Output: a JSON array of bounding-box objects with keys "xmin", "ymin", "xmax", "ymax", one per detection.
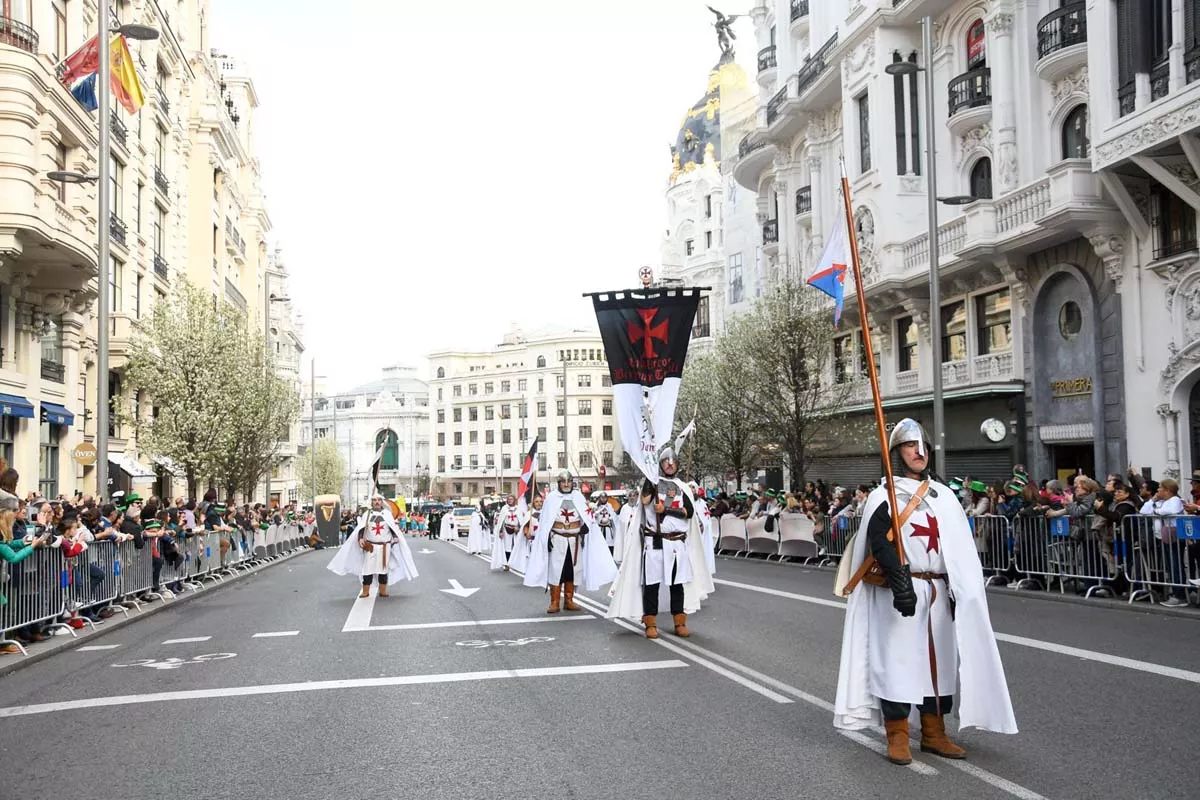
[
  {"xmin": 517, "ymin": 440, "xmax": 538, "ymax": 504},
  {"xmin": 60, "ymin": 34, "xmax": 100, "ymax": 87}
]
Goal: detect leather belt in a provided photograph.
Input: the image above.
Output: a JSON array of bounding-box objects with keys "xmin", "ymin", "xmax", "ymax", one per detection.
[{"xmin": 911, "ymin": 571, "xmax": 947, "ymax": 581}]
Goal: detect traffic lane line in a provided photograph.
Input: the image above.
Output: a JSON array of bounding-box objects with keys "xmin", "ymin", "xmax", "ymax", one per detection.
[
  {"xmin": 0, "ymin": 659, "xmax": 688, "ymax": 719},
  {"xmin": 76, "ymin": 645, "xmax": 122, "ymax": 652},
  {"xmin": 251, "ymin": 631, "xmax": 300, "ymax": 638},
  {"xmin": 161, "ymin": 637, "xmax": 211, "ymax": 644},
  {"xmin": 351, "ymin": 615, "xmax": 598, "ymax": 632}
]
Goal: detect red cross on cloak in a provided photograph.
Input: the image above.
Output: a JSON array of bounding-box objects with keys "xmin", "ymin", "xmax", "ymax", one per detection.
[
  {"xmin": 371, "ymin": 520, "xmax": 386, "ymax": 536},
  {"xmin": 628, "ymin": 308, "xmax": 669, "ymax": 359},
  {"xmin": 910, "ymin": 514, "xmax": 941, "ymax": 554}
]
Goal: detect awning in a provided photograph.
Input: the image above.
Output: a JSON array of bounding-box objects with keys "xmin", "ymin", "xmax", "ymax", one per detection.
[
  {"xmin": 0, "ymin": 393, "xmax": 35, "ymax": 419},
  {"xmin": 41, "ymin": 402, "xmax": 75, "ymax": 426},
  {"xmin": 153, "ymin": 455, "xmax": 186, "ymax": 479},
  {"xmin": 109, "ymin": 454, "xmax": 156, "ymax": 481}
]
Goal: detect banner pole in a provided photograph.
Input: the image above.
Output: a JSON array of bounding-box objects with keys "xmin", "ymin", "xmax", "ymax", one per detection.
[{"xmin": 840, "ymin": 166, "xmax": 906, "ymax": 566}]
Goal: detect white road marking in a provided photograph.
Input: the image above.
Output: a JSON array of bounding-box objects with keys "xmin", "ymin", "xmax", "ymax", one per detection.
[
  {"xmin": 837, "ymin": 730, "xmax": 938, "ymax": 776},
  {"xmin": 0, "ymin": 660, "xmax": 688, "ymax": 719},
  {"xmin": 440, "ymin": 578, "xmax": 480, "ymax": 598},
  {"xmin": 161, "ymin": 637, "xmax": 211, "ymax": 644},
  {"xmin": 357, "ymin": 615, "xmax": 596, "ymax": 632},
  {"xmin": 77, "ymin": 645, "xmax": 121, "ymax": 652},
  {"xmin": 341, "ymin": 592, "xmax": 377, "ymax": 632},
  {"xmin": 714, "ymin": 574, "xmax": 1200, "ymax": 685},
  {"xmin": 251, "ymin": 631, "xmax": 300, "ymax": 639}
]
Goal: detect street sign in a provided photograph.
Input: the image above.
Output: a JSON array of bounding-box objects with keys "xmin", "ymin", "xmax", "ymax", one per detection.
[{"xmin": 72, "ymin": 442, "xmax": 98, "ymax": 466}]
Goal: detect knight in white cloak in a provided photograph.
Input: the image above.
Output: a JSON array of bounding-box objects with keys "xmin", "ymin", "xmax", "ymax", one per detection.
[
  {"xmin": 326, "ymin": 494, "xmax": 419, "ymax": 597},
  {"xmin": 438, "ymin": 510, "xmax": 456, "ymax": 542},
  {"xmin": 833, "ymin": 419, "xmax": 1016, "ymax": 766},
  {"xmin": 507, "ymin": 494, "xmax": 541, "ymax": 574},
  {"xmin": 465, "ymin": 507, "xmax": 488, "ymax": 554},
  {"xmin": 690, "ymin": 482, "xmax": 717, "ymax": 577},
  {"xmin": 490, "ymin": 495, "xmax": 526, "ymax": 571},
  {"xmin": 613, "ymin": 488, "xmax": 639, "ymax": 565},
  {"xmin": 605, "ymin": 447, "xmax": 713, "ymax": 638},
  {"xmin": 523, "ymin": 470, "xmax": 618, "ymax": 612},
  {"xmin": 591, "ymin": 490, "xmax": 621, "ymax": 556}
]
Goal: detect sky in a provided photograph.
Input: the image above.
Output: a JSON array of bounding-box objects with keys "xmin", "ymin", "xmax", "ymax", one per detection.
[{"xmin": 209, "ymin": 0, "xmax": 754, "ymax": 392}]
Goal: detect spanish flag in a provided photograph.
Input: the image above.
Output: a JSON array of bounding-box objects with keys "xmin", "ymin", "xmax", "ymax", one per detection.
[{"xmin": 109, "ymin": 35, "xmax": 145, "ymax": 114}]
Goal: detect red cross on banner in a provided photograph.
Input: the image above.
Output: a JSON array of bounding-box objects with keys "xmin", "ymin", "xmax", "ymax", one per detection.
[{"xmin": 627, "ymin": 308, "xmax": 669, "ymax": 359}]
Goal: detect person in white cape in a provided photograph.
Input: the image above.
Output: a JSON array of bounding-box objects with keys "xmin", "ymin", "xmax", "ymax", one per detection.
[
  {"xmin": 833, "ymin": 419, "xmax": 1017, "ymax": 766},
  {"xmin": 465, "ymin": 506, "xmax": 488, "ymax": 554},
  {"xmin": 590, "ymin": 490, "xmax": 621, "ymax": 556},
  {"xmin": 507, "ymin": 494, "xmax": 541, "ymax": 574},
  {"xmin": 689, "ymin": 481, "xmax": 717, "ymax": 577},
  {"xmin": 606, "ymin": 448, "xmax": 714, "ymax": 638},
  {"xmin": 613, "ymin": 487, "xmax": 639, "ymax": 565},
  {"xmin": 490, "ymin": 494, "xmax": 526, "ymax": 571},
  {"xmin": 523, "ymin": 470, "xmax": 617, "ymax": 612},
  {"xmin": 437, "ymin": 509, "xmax": 456, "ymax": 542},
  {"xmin": 326, "ymin": 494, "xmax": 419, "ymax": 597}
]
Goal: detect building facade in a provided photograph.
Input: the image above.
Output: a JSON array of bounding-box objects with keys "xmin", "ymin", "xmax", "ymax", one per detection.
[
  {"xmin": 0, "ymin": 0, "xmax": 300, "ymax": 500},
  {"xmin": 725, "ymin": 0, "xmax": 1154, "ymax": 486},
  {"xmin": 303, "ymin": 366, "xmax": 430, "ymax": 509},
  {"xmin": 428, "ymin": 327, "xmax": 627, "ymax": 502}
]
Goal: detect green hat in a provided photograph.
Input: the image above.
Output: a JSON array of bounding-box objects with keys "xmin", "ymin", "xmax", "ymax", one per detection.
[
  {"xmin": 734, "ymin": 491, "xmax": 747, "ymax": 499},
  {"xmin": 947, "ymin": 478, "xmax": 964, "ymax": 492},
  {"xmin": 967, "ymin": 480, "xmax": 987, "ymax": 493},
  {"xmin": 1009, "ymin": 473, "xmax": 1028, "ymax": 488},
  {"xmin": 143, "ymin": 520, "xmax": 162, "ymax": 531},
  {"xmin": 212, "ymin": 503, "xmax": 227, "ymax": 513},
  {"xmin": 259, "ymin": 522, "xmax": 270, "ymax": 530},
  {"xmin": 1013, "ymin": 468, "xmax": 1029, "ymax": 482},
  {"xmin": 1006, "ymin": 481, "xmax": 1024, "ymax": 494}
]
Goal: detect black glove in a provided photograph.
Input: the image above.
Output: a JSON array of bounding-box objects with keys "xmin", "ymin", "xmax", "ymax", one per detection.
[
  {"xmin": 579, "ymin": 523, "xmax": 589, "ymax": 536},
  {"xmin": 888, "ymin": 564, "xmax": 917, "ymax": 617}
]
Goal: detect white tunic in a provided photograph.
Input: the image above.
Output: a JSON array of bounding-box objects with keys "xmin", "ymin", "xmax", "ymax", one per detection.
[
  {"xmin": 593, "ymin": 502, "xmax": 617, "ymax": 546},
  {"xmin": 466, "ymin": 511, "xmax": 488, "ymax": 553},
  {"xmin": 360, "ymin": 513, "xmax": 398, "ymax": 576},
  {"xmin": 615, "ymin": 503, "xmax": 636, "ymax": 564},
  {"xmin": 490, "ymin": 504, "xmax": 525, "ymax": 569},
  {"xmin": 641, "ymin": 482, "xmax": 694, "ymax": 587},
  {"xmin": 507, "ymin": 509, "xmax": 538, "ymax": 573},
  {"xmin": 547, "ymin": 498, "xmax": 585, "ymax": 583}
]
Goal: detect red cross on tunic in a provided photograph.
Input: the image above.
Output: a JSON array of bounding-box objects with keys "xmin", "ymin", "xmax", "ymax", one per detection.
[
  {"xmin": 910, "ymin": 514, "xmax": 941, "ymax": 554},
  {"xmin": 668, "ymin": 495, "xmax": 682, "ymax": 509},
  {"xmin": 371, "ymin": 521, "xmax": 386, "ymax": 537},
  {"xmin": 559, "ymin": 507, "xmax": 576, "ymax": 522}
]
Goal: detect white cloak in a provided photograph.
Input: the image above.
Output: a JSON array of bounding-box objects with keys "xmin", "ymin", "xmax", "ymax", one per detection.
[
  {"xmin": 614, "ymin": 503, "xmax": 637, "ymax": 565},
  {"xmin": 326, "ymin": 509, "xmax": 419, "ymax": 583},
  {"xmin": 606, "ymin": 479, "xmax": 714, "ymax": 619},
  {"xmin": 833, "ymin": 477, "xmax": 1017, "ymax": 734},
  {"xmin": 696, "ymin": 497, "xmax": 716, "ymax": 576},
  {"xmin": 466, "ymin": 511, "xmax": 488, "ymax": 554},
  {"xmin": 523, "ymin": 490, "xmax": 618, "ymax": 591},
  {"xmin": 490, "ymin": 504, "xmax": 527, "ymax": 570},
  {"xmin": 593, "ymin": 501, "xmax": 621, "ymax": 548},
  {"xmin": 507, "ymin": 509, "xmax": 539, "ymax": 574},
  {"xmin": 438, "ymin": 514, "xmax": 456, "ymax": 542}
]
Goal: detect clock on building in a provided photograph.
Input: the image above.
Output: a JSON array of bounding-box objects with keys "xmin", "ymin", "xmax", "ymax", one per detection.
[{"xmin": 980, "ymin": 418, "xmax": 1007, "ymax": 443}]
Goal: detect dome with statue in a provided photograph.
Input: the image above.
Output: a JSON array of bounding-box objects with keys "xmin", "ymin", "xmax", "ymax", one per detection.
[{"xmin": 669, "ymin": 51, "xmax": 750, "ymax": 185}]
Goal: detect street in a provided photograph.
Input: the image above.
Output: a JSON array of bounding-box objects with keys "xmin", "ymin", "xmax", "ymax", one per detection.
[{"xmin": 2, "ymin": 538, "xmax": 1197, "ymax": 800}]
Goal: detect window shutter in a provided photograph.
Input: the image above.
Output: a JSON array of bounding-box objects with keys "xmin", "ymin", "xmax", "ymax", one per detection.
[{"xmin": 1116, "ymin": 0, "xmax": 1135, "ymax": 84}]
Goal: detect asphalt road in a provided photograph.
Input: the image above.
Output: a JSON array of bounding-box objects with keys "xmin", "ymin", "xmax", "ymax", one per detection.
[{"xmin": 1, "ymin": 535, "xmax": 1197, "ymax": 800}]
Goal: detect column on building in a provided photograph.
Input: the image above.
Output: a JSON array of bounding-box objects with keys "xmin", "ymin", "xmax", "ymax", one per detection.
[{"xmin": 986, "ymin": 8, "xmax": 1018, "ymax": 195}]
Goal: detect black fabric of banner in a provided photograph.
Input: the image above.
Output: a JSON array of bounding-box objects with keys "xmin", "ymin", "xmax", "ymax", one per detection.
[{"xmin": 591, "ymin": 290, "xmax": 702, "ymax": 387}]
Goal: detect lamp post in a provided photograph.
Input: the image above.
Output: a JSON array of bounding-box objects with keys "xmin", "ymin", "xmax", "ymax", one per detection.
[
  {"xmin": 884, "ymin": 17, "xmax": 977, "ymax": 467},
  {"xmin": 49, "ymin": 18, "xmax": 158, "ymax": 501},
  {"xmin": 261, "ymin": 271, "xmax": 289, "ymax": 504}
]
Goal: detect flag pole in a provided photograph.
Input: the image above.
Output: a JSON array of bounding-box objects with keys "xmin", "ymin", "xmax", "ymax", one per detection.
[{"xmin": 839, "ymin": 162, "xmax": 906, "ymax": 566}]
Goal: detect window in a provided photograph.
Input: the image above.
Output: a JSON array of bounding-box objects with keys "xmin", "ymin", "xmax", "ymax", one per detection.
[
  {"xmin": 452, "ymin": 384, "xmax": 462, "ymax": 397},
  {"xmin": 967, "ymin": 18, "xmax": 987, "ymax": 70},
  {"xmin": 537, "ymin": 401, "xmax": 546, "ymax": 417},
  {"xmin": 557, "ymin": 452, "xmax": 567, "ymax": 467},
  {"xmin": 897, "ymin": 316, "xmax": 918, "ymax": 373},
  {"xmin": 502, "ymin": 429, "xmax": 512, "ymax": 444},
  {"xmin": 53, "ymin": 143, "xmax": 67, "ymax": 203},
  {"xmin": 453, "ymin": 459, "xmax": 462, "ymax": 471},
  {"xmin": 484, "ymin": 382, "xmax": 494, "ymax": 394},
  {"xmin": 500, "ymin": 404, "xmax": 511, "ymax": 419},
  {"xmin": 437, "ymin": 387, "xmax": 443, "ymax": 401},
  {"xmin": 486, "ymin": 430, "xmax": 494, "ymax": 444},
  {"xmin": 705, "ymin": 194, "xmax": 713, "ymax": 218},
  {"xmin": 557, "ymin": 426, "xmax": 566, "ymax": 440},
  {"xmin": 556, "ymin": 374, "xmax": 564, "ymax": 389},
  {"xmin": 516, "ymin": 379, "xmax": 527, "ymax": 391},
  {"xmin": 437, "ymin": 409, "xmax": 445, "ymax": 423},
  {"xmin": 602, "ymin": 450, "xmax": 613, "ymax": 467},
  {"xmin": 518, "ymin": 401, "xmax": 528, "ymax": 419},
  {"xmin": 693, "ymin": 296, "xmax": 711, "ymax": 338},
  {"xmin": 468, "ymin": 407, "xmax": 478, "ymax": 422},
  {"xmin": 375, "ymin": 430, "xmax": 399, "ymax": 469},
  {"xmin": 155, "ymin": 125, "xmax": 166, "ymax": 169},
  {"xmin": 469, "ymin": 431, "xmax": 478, "ymax": 444},
  {"xmin": 1152, "ymin": 183, "xmax": 1198, "ymax": 258},
  {"xmin": 438, "ymin": 456, "xmax": 446, "ymax": 472},
  {"xmin": 110, "ymin": 256, "xmax": 123, "ymax": 312},
  {"xmin": 685, "ymin": 239, "xmax": 695, "ymax": 256},
  {"xmin": 579, "ymin": 452, "xmax": 594, "ymax": 468},
  {"xmin": 705, "ymin": 230, "xmax": 713, "ymax": 249},
  {"xmin": 537, "ymin": 355, "xmax": 546, "ymax": 368},
  {"xmin": 577, "ymin": 374, "xmax": 591, "ymax": 388},
  {"xmin": 538, "ymin": 378, "xmax": 544, "ymax": 392},
  {"xmin": 485, "ymin": 405, "xmax": 494, "ymax": 421},
  {"xmin": 154, "ymin": 205, "xmax": 166, "ymax": 256},
  {"xmin": 468, "ymin": 383, "xmax": 477, "ymax": 396},
  {"xmin": 437, "ymin": 432, "xmax": 445, "ymax": 446},
  {"xmin": 537, "ymin": 427, "xmax": 547, "ymax": 442},
  {"xmin": 602, "ymin": 400, "xmax": 612, "ymax": 415},
  {"xmin": 502, "ymin": 455, "xmax": 512, "ymax": 469},
  {"xmin": 729, "ymin": 253, "xmax": 744, "ymax": 304},
  {"xmin": 538, "ymin": 453, "xmax": 548, "ymax": 470},
  {"xmin": 969, "ymin": 158, "xmax": 993, "ymax": 200},
  {"xmin": 603, "ymin": 425, "xmax": 613, "ymax": 441},
  {"xmin": 518, "ymin": 428, "xmax": 527, "ymax": 442},
  {"xmin": 436, "ymin": 366, "xmax": 445, "ymax": 378},
  {"xmin": 556, "ymin": 400, "xmax": 566, "ymax": 415},
  {"xmin": 39, "ymin": 421, "xmax": 60, "ymax": 499},
  {"xmin": 501, "ymin": 380, "xmax": 511, "ymax": 392},
  {"xmin": 485, "ymin": 454, "xmax": 494, "ymax": 468},
  {"xmin": 976, "ymin": 289, "xmax": 1012, "ymax": 355},
  {"xmin": 857, "ymin": 92, "xmax": 871, "ymax": 172},
  {"xmin": 601, "ymin": 376, "xmax": 611, "ymax": 388},
  {"xmin": 135, "ymin": 274, "xmax": 143, "ymax": 318},
  {"xmin": 53, "ymin": 0, "xmax": 67, "ymax": 61},
  {"xmin": 579, "ymin": 425, "xmax": 592, "ymax": 439},
  {"xmin": 0, "ymin": 416, "xmax": 13, "ymax": 467},
  {"xmin": 578, "ymin": 400, "xmax": 592, "ymax": 415},
  {"xmin": 453, "ymin": 408, "xmax": 462, "ymax": 422},
  {"xmin": 470, "ymin": 455, "xmax": 478, "ymax": 468},
  {"xmin": 941, "ymin": 301, "xmax": 967, "ymax": 362},
  {"xmin": 1061, "ymin": 105, "xmax": 1090, "ymax": 159},
  {"xmin": 136, "ymin": 182, "xmax": 143, "ymax": 232},
  {"xmin": 833, "ymin": 335, "xmax": 852, "ymax": 383}
]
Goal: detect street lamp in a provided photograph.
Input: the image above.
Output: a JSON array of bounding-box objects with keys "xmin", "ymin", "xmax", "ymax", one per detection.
[
  {"xmin": 48, "ymin": 14, "xmax": 157, "ymax": 501},
  {"xmin": 879, "ymin": 16, "xmax": 979, "ymax": 468}
]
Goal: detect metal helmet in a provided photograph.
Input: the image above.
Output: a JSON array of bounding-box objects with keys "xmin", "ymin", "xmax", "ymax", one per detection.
[
  {"xmin": 556, "ymin": 469, "xmax": 573, "ymax": 490},
  {"xmin": 592, "ymin": 490, "xmax": 607, "ymax": 502},
  {"xmin": 888, "ymin": 418, "xmax": 931, "ymax": 458}
]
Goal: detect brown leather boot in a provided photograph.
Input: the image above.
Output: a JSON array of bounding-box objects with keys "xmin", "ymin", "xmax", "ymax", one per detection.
[
  {"xmin": 563, "ymin": 582, "xmax": 581, "ymax": 611},
  {"xmin": 884, "ymin": 718, "xmax": 912, "ymax": 765},
  {"xmin": 672, "ymin": 613, "xmax": 690, "ymax": 637},
  {"xmin": 359, "ymin": 584, "xmax": 370, "ymax": 598},
  {"xmin": 919, "ymin": 713, "xmax": 966, "ymax": 759},
  {"xmin": 378, "ymin": 583, "xmax": 389, "ymax": 598},
  {"xmin": 547, "ymin": 585, "xmax": 561, "ymax": 614},
  {"xmin": 642, "ymin": 614, "xmax": 659, "ymax": 639}
]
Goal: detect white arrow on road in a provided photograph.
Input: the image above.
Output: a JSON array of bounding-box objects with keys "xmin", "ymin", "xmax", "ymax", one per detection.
[
  {"xmin": 439, "ymin": 579, "xmax": 480, "ymax": 598},
  {"xmin": 417, "ymin": 548, "xmax": 435, "ymax": 554}
]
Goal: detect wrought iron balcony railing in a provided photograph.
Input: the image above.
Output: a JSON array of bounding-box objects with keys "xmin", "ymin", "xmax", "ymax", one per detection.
[
  {"xmin": 0, "ymin": 16, "xmax": 38, "ymax": 54},
  {"xmin": 1036, "ymin": 2, "xmax": 1087, "ymax": 60},
  {"xmin": 757, "ymin": 45, "xmax": 777, "ymax": 73},
  {"xmin": 948, "ymin": 68, "xmax": 991, "ymax": 116}
]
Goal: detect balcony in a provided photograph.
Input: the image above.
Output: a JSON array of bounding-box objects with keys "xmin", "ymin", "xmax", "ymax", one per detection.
[
  {"xmin": 224, "ymin": 278, "xmax": 247, "ymax": 313},
  {"xmin": 1151, "ymin": 60, "xmax": 1170, "ymax": 102},
  {"xmin": 153, "ymin": 166, "xmax": 169, "ymax": 197},
  {"xmin": 732, "ymin": 133, "xmax": 776, "ymax": 190},
  {"xmin": 766, "ymin": 84, "xmax": 789, "ymax": 125},
  {"xmin": 156, "ymin": 89, "xmax": 170, "ymax": 115},
  {"xmin": 946, "ymin": 68, "xmax": 991, "ymax": 135},
  {"xmin": 224, "ymin": 217, "xmax": 246, "ymax": 262},
  {"xmin": 0, "ymin": 15, "xmax": 37, "ymax": 54},
  {"xmin": 757, "ymin": 45, "xmax": 777, "ymax": 73},
  {"xmin": 795, "ymin": 185, "xmax": 812, "ymax": 218},
  {"xmin": 40, "ymin": 359, "xmax": 65, "ymax": 384},
  {"xmin": 796, "ymin": 33, "xmax": 840, "ymax": 110},
  {"xmin": 110, "ymin": 214, "xmax": 127, "ymax": 247},
  {"xmin": 762, "ymin": 219, "xmax": 779, "ymax": 254},
  {"xmin": 1035, "ymin": 3, "xmax": 1087, "ymax": 81},
  {"xmin": 790, "ymin": 0, "xmax": 809, "ymax": 36},
  {"xmin": 110, "ymin": 111, "xmax": 128, "ymax": 148},
  {"xmin": 896, "ymin": 370, "xmax": 919, "ymax": 394},
  {"xmin": 153, "ymin": 252, "xmax": 169, "ymax": 280}
]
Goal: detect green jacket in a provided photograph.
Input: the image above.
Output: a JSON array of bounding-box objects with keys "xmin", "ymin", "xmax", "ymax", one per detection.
[{"xmin": 0, "ymin": 540, "xmax": 37, "ymax": 606}]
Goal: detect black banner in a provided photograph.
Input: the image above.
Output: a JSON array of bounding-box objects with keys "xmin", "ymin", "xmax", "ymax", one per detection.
[{"xmin": 590, "ymin": 288, "xmax": 703, "ymax": 387}]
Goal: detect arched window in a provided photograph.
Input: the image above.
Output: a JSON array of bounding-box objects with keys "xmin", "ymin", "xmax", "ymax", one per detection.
[
  {"xmin": 966, "ymin": 18, "xmax": 986, "ymax": 70},
  {"xmin": 1062, "ymin": 104, "xmax": 1090, "ymax": 159},
  {"xmin": 376, "ymin": 429, "xmax": 399, "ymax": 471},
  {"xmin": 436, "ymin": 366, "xmax": 445, "ymax": 378},
  {"xmin": 536, "ymin": 355, "xmax": 546, "ymax": 368},
  {"xmin": 970, "ymin": 158, "xmax": 993, "ymax": 200}
]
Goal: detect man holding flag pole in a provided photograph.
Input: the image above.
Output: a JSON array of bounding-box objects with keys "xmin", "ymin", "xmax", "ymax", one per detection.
[{"xmin": 820, "ymin": 163, "xmax": 1017, "ymax": 765}]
